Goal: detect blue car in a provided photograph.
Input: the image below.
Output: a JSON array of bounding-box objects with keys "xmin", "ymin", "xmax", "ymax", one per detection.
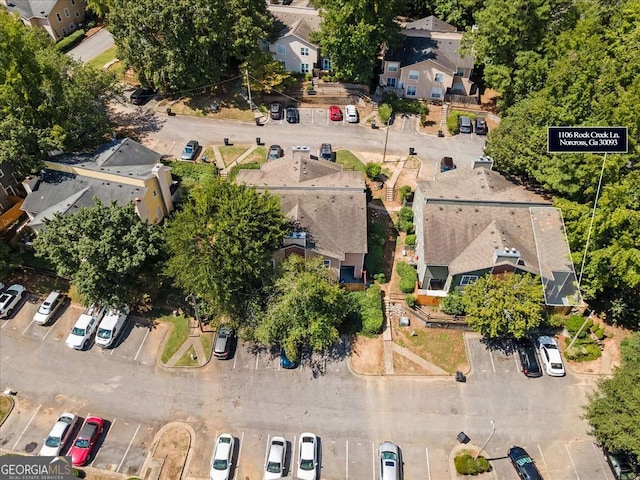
[{"xmin": 280, "ymin": 348, "xmax": 299, "ymax": 369}]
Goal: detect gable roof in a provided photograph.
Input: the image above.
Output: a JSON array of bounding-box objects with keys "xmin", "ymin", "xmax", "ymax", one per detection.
[
  {"xmin": 384, "ymin": 32, "xmax": 474, "ymax": 70},
  {"xmin": 4, "ymin": 0, "xmax": 58, "ymax": 20},
  {"xmin": 403, "ymin": 15, "xmax": 457, "ymax": 33},
  {"xmin": 271, "ymin": 9, "xmax": 321, "ymax": 45}
]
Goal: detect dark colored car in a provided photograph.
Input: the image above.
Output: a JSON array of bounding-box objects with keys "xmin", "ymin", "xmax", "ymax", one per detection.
[
  {"xmin": 603, "ymin": 447, "xmax": 638, "ymax": 480},
  {"xmin": 280, "ymin": 348, "xmax": 299, "ymax": 369},
  {"xmin": 181, "ymin": 140, "xmax": 200, "ymax": 161},
  {"xmin": 475, "ymin": 117, "xmax": 488, "ymax": 135},
  {"xmin": 70, "ymin": 416, "xmax": 104, "ymax": 466},
  {"xmin": 268, "ymin": 145, "xmax": 284, "ymax": 161},
  {"xmin": 508, "ymin": 446, "xmax": 544, "ymax": 480},
  {"xmin": 440, "ymin": 156, "xmax": 456, "ymax": 172},
  {"xmin": 286, "ymin": 105, "xmax": 299, "ymax": 123},
  {"xmin": 516, "ymin": 338, "xmax": 542, "ymax": 378},
  {"xmin": 269, "ymin": 102, "xmax": 283, "ymax": 120},
  {"xmin": 130, "ymin": 88, "xmax": 155, "ymax": 105},
  {"xmin": 213, "ymin": 324, "xmax": 235, "ymax": 359},
  {"xmin": 320, "ymin": 143, "xmax": 333, "ymax": 161}
]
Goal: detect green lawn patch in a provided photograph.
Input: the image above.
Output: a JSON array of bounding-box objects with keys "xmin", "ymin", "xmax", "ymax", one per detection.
[
  {"xmin": 175, "ymin": 345, "xmax": 199, "ymax": 367},
  {"xmin": 394, "ymin": 327, "xmax": 468, "ymax": 374},
  {"xmin": 200, "ymin": 332, "xmax": 214, "ymax": 359},
  {"xmin": 242, "ymin": 146, "xmax": 267, "ymax": 164},
  {"xmin": 86, "ymin": 45, "xmax": 117, "ymax": 70},
  {"xmin": 0, "ymin": 395, "xmax": 13, "ymax": 423},
  {"xmin": 227, "ymin": 162, "xmax": 260, "ymax": 181},
  {"xmin": 55, "ymin": 29, "xmax": 85, "ymax": 51},
  {"xmin": 162, "ymin": 160, "xmax": 218, "ymax": 186},
  {"xmin": 336, "ymin": 150, "xmax": 366, "ymax": 172},
  {"xmin": 220, "ymin": 145, "xmax": 249, "ymax": 167},
  {"xmin": 159, "ymin": 314, "xmax": 190, "ymax": 364}
]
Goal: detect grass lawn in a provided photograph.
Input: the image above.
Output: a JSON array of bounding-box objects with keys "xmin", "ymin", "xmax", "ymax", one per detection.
[
  {"xmin": 0, "ymin": 395, "xmax": 13, "ymax": 423},
  {"xmin": 394, "ymin": 326, "xmax": 468, "ymax": 374},
  {"xmin": 336, "ymin": 150, "xmax": 366, "ymax": 172},
  {"xmin": 175, "ymin": 345, "xmax": 199, "ymax": 367},
  {"xmin": 241, "ymin": 146, "xmax": 267, "ymax": 164},
  {"xmin": 200, "ymin": 332, "xmax": 214, "ymax": 359},
  {"xmin": 199, "ymin": 147, "xmax": 218, "ymax": 165},
  {"xmin": 162, "ymin": 160, "xmax": 218, "ymax": 184},
  {"xmin": 220, "ymin": 145, "xmax": 249, "ymax": 166},
  {"xmin": 86, "ymin": 46, "xmax": 117, "ymax": 70},
  {"xmin": 159, "ymin": 314, "xmax": 190, "ymax": 364}
]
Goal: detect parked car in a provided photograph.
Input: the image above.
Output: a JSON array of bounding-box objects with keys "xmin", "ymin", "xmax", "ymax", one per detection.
[
  {"xmin": 603, "ymin": 446, "xmax": 639, "ymax": 480},
  {"xmin": 270, "ymin": 103, "xmax": 283, "ymax": 120},
  {"xmin": 474, "ymin": 117, "xmax": 488, "ymax": 135},
  {"xmin": 95, "ymin": 306, "xmax": 130, "ymax": 348},
  {"xmin": 39, "ymin": 412, "xmax": 78, "ymax": 456},
  {"xmin": 508, "ymin": 446, "xmax": 544, "ymax": 480},
  {"xmin": 329, "ymin": 105, "xmax": 343, "ymax": 121},
  {"xmin": 213, "ymin": 324, "xmax": 234, "ymax": 359},
  {"xmin": 537, "ymin": 336, "xmax": 565, "ymax": 376},
  {"xmin": 181, "ymin": 140, "xmax": 200, "ymax": 161},
  {"xmin": 440, "ymin": 156, "xmax": 456, "ymax": 172},
  {"xmin": 280, "ymin": 348, "xmax": 299, "ymax": 369},
  {"xmin": 458, "ymin": 115, "xmax": 473, "ymax": 133},
  {"xmin": 297, "ymin": 433, "xmax": 318, "ymax": 480},
  {"xmin": 65, "ymin": 305, "xmax": 106, "ymax": 350},
  {"xmin": 0, "ymin": 284, "xmax": 26, "ymax": 318},
  {"xmin": 69, "ymin": 416, "xmax": 104, "ymax": 466},
  {"xmin": 379, "ymin": 441, "xmax": 400, "ymax": 480},
  {"xmin": 33, "ymin": 291, "xmax": 66, "ymax": 325},
  {"xmin": 268, "ymin": 145, "xmax": 284, "ymax": 161},
  {"xmin": 264, "ymin": 436, "xmax": 287, "ymax": 479},
  {"xmin": 345, "ymin": 104, "xmax": 359, "ymax": 123},
  {"xmin": 516, "ymin": 338, "xmax": 542, "ymax": 378},
  {"xmin": 210, "ymin": 433, "xmax": 235, "ymax": 480},
  {"xmin": 319, "ymin": 143, "xmax": 333, "ymax": 161},
  {"xmin": 130, "ymin": 87, "xmax": 155, "ymax": 105},
  {"xmin": 286, "ymin": 105, "xmax": 299, "ymax": 123}
]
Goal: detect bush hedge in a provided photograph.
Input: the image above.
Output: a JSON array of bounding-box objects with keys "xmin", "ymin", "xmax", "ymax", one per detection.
[
  {"xmin": 227, "ymin": 162, "xmax": 260, "ymax": 181},
  {"xmin": 441, "ymin": 290, "xmax": 465, "ymax": 316},
  {"xmin": 398, "ymin": 185, "xmax": 412, "ymax": 203},
  {"xmin": 404, "ymin": 234, "xmax": 416, "ymax": 247},
  {"xmin": 350, "ymin": 285, "xmax": 384, "ymax": 335},
  {"xmin": 565, "ymin": 314, "xmax": 591, "ymax": 338},
  {"xmin": 396, "ymin": 261, "xmax": 417, "ymax": 293},
  {"xmin": 381, "ymin": 92, "xmax": 428, "ymax": 115},
  {"xmin": 565, "ymin": 341, "xmax": 602, "ymax": 362},
  {"xmin": 366, "ymin": 162, "xmax": 382, "ymax": 179},
  {"xmin": 55, "ymin": 29, "xmax": 85, "ymax": 51},
  {"xmin": 405, "ymin": 294, "xmax": 416, "ymax": 308},
  {"xmin": 454, "ymin": 453, "xmax": 491, "ymax": 475}
]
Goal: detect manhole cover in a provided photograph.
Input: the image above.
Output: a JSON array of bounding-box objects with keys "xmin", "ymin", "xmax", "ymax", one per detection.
[
  {"xmin": 450, "ymin": 407, "xmax": 458, "ymax": 415},
  {"xmin": 24, "ymin": 442, "xmax": 38, "ymax": 453}
]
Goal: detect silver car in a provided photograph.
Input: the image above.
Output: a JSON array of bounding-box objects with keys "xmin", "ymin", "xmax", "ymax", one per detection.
[
  {"xmin": 379, "ymin": 441, "xmax": 400, "ymax": 480},
  {"xmin": 39, "ymin": 412, "xmax": 78, "ymax": 456}
]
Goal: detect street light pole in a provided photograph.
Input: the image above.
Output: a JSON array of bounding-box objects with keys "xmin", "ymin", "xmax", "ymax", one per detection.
[
  {"xmin": 382, "ymin": 111, "xmax": 392, "ymax": 163},
  {"xmin": 475, "ymin": 420, "xmax": 495, "ymax": 459},
  {"xmin": 185, "ymin": 294, "xmax": 204, "ymax": 333}
]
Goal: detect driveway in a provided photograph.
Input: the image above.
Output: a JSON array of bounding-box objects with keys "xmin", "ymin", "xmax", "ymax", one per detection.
[{"xmin": 67, "ymin": 28, "xmax": 114, "ymax": 63}]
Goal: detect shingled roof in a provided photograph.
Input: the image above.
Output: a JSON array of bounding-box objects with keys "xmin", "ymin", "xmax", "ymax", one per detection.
[
  {"xmin": 384, "ymin": 32, "xmax": 474, "ymax": 70},
  {"xmin": 272, "ymin": 10, "xmax": 321, "ymax": 45},
  {"xmin": 4, "ymin": 0, "xmax": 58, "ymax": 20},
  {"xmin": 403, "ymin": 15, "xmax": 458, "ymax": 33}
]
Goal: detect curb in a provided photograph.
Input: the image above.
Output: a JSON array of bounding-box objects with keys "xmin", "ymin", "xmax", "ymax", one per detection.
[
  {"xmin": 449, "ymin": 442, "xmax": 498, "ymax": 480},
  {"xmin": 0, "ymin": 394, "xmax": 16, "ymax": 428},
  {"xmin": 140, "ymin": 422, "xmax": 194, "ymax": 480},
  {"xmin": 156, "ymin": 320, "xmax": 212, "ymax": 371}
]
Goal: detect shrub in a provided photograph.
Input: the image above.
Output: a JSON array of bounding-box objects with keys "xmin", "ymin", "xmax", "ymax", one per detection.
[
  {"xmin": 369, "ymin": 222, "xmax": 386, "ymax": 246},
  {"xmin": 396, "ymin": 262, "xmax": 415, "ymax": 277},
  {"xmin": 396, "ymin": 262, "xmax": 417, "ymax": 293},
  {"xmin": 405, "ymin": 294, "xmax": 416, "ymax": 308},
  {"xmin": 86, "ymin": 20, "xmax": 96, "ymax": 29},
  {"xmin": 397, "ymin": 220, "xmax": 414, "ymax": 234},
  {"xmin": 55, "ymin": 29, "xmax": 85, "ymax": 51},
  {"xmin": 454, "ymin": 453, "xmax": 491, "ymax": 475},
  {"xmin": 397, "ymin": 207, "xmax": 414, "ymax": 233},
  {"xmin": 365, "ymin": 244, "xmax": 384, "ymax": 274},
  {"xmin": 595, "ymin": 328, "xmax": 605, "ymax": 340},
  {"xmin": 565, "ymin": 315, "xmax": 591, "ymax": 337},
  {"xmin": 547, "ymin": 313, "xmax": 566, "ymax": 328},
  {"xmin": 398, "ymin": 185, "xmax": 412, "ymax": 203},
  {"xmin": 590, "ymin": 322, "xmax": 600, "ymax": 333},
  {"xmin": 399, "ymin": 277, "xmax": 416, "ymax": 293},
  {"xmin": 399, "ymin": 206, "xmax": 414, "ymax": 222},
  {"xmin": 366, "ymin": 162, "xmax": 382, "ymax": 179},
  {"xmin": 306, "ymin": 84, "xmax": 315, "ymax": 92},
  {"xmin": 381, "ymin": 92, "xmax": 428, "ymax": 115},
  {"xmin": 404, "ymin": 234, "xmax": 416, "ymax": 247},
  {"xmin": 420, "ymin": 112, "xmax": 428, "ymax": 127},
  {"xmin": 378, "ymin": 103, "xmax": 392, "ymax": 124},
  {"xmin": 441, "ymin": 290, "xmax": 465, "ymax": 316},
  {"xmin": 373, "ymin": 273, "xmax": 387, "ymax": 283},
  {"xmin": 305, "ymin": 72, "xmax": 312, "ymax": 81},
  {"xmin": 565, "ymin": 342, "xmax": 602, "ymax": 362},
  {"xmin": 350, "ymin": 285, "xmax": 384, "ymax": 335}
]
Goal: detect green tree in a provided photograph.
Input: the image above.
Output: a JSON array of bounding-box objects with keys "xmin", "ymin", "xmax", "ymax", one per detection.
[
  {"xmin": 254, "ymin": 255, "xmax": 349, "ymax": 361},
  {"xmin": 461, "ymin": 273, "xmax": 544, "ymax": 338},
  {"xmin": 242, "ymin": 52, "xmax": 296, "ymax": 95},
  {"xmin": 164, "ymin": 176, "xmax": 290, "ymax": 319},
  {"xmin": 584, "ymin": 333, "xmax": 640, "ymax": 458},
  {"xmin": 0, "ymin": 10, "xmax": 118, "ymax": 177},
  {"xmin": 86, "ymin": 0, "xmax": 113, "ymax": 17},
  {"xmin": 108, "ymin": 0, "xmax": 273, "ymax": 93},
  {"xmin": 33, "ymin": 200, "xmax": 163, "ymax": 308}
]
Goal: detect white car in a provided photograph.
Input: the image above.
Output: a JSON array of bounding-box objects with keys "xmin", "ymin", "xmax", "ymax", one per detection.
[
  {"xmin": 33, "ymin": 291, "xmax": 65, "ymax": 325},
  {"xmin": 264, "ymin": 436, "xmax": 287, "ymax": 480},
  {"xmin": 65, "ymin": 305, "xmax": 106, "ymax": 350},
  {"xmin": 95, "ymin": 305, "xmax": 130, "ymax": 348},
  {"xmin": 345, "ymin": 104, "xmax": 359, "ymax": 123},
  {"xmin": 0, "ymin": 284, "xmax": 26, "ymax": 318},
  {"xmin": 379, "ymin": 441, "xmax": 400, "ymax": 480},
  {"xmin": 39, "ymin": 412, "xmax": 78, "ymax": 456},
  {"xmin": 537, "ymin": 336, "xmax": 566, "ymax": 376},
  {"xmin": 210, "ymin": 433, "xmax": 234, "ymax": 480},
  {"xmin": 297, "ymin": 433, "xmax": 318, "ymax": 480}
]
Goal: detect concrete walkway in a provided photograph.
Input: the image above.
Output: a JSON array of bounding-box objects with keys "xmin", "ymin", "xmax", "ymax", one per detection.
[
  {"xmin": 222, "ymin": 144, "xmax": 259, "ymax": 173},
  {"xmin": 390, "ymin": 342, "xmax": 449, "ymax": 375},
  {"xmin": 165, "ymin": 335, "xmax": 207, "ymax": 367}
]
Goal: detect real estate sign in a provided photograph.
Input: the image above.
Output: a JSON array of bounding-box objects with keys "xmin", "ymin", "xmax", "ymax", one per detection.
[{"xmin": 548, "ymin": 126, "xmax": 628, "ymax": 153}]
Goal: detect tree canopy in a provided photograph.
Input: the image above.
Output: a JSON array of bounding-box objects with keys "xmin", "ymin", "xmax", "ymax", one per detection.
[
  {"xmin": 584, "ymin": 333, "xmax": 640, "ymax": 458},
  {"xmin": 0, "ymin": 10, "xmax": 118, "ymax": 177},
  {"xmin": 33, "ymin": 200, "xmax": 163, "ymax": 308},
  {"xmin": 107, "ymin": 0, "xmax": 274, "ymax": 93},
  {"xmin": 461, "ymin": 273, "xmax": 544, "ymax": 339},
  {"xmin": 254, "ymin": 255, "xmax": 349, "ymax": 362},
  {"xmin": 163, "ymin": 176, "xmax": 290, "ymax": 319}
]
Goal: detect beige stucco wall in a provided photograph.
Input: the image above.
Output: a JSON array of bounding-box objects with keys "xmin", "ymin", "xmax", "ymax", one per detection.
[
  {"xmin": 48, "ymin": 0, "xmax": 87, "ymax": 39},
  {"xmin": 270, "ymin": 35, "xmax": 318, "ymax": 73},
  {"xmin": 343, "ymin": 252, "xmax": 365, "ymax": 279}
]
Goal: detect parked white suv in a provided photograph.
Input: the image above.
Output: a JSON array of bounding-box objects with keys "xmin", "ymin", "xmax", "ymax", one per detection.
[
  {"xmin": 345, "ymin": 104, "xmax": 359, "ymax": 123},
  {"xmin": 33, "ymin": 291, "xmax": 65, "ymax": 325},
  {"xmin": 0, "ymin": 284, "xmax": 26, "ymax": 318},
  {"xmin": 65, "ymin": 305, "xmax": 106, "ymax": 350},
  {"xmin": 95, "ymin": 306, "xmax": 130, "ymax": 348},
  {"xmin": 537, "ymin": 336, "xmax": 566, "ymax": 376}
]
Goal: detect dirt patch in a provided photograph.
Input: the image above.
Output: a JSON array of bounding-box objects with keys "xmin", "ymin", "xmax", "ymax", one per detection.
[
  {"xmin": 350, "ymin": 335, "xmax": 385, "ymax": 375},
  {"xmin": 567, "ymin": 322, "xmax": 631, "ymax": 375},
  {"xmin": 152, "ymin": 426, "xmax": 190, "ymax": 480},
  {"xmin": 392, "ymin": 351, "xmax": 431, "ymax": 375},
  {"xmin": 5, "ymin": 270, "xmax": 70, "ymax": 298},
  {"xmin": 418, "ymin": 105, "xmax": 445, "ymax": 136}
]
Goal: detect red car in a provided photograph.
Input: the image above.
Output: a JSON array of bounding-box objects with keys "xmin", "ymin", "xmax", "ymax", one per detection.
[
  {"xmin": 329, "ymin": 105, "xmax": 343, "ymax": 121},
  {"xmin": 69, "ymin": 416, "xmax": 104, "ymax": 466}
]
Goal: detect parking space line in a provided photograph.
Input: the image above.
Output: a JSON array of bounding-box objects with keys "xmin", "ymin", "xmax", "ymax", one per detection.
[
  {"xmin": 372, "ymin": 442, "xmax": 376, "ymax": 480},
  {"xmin": 237, "ymin": 432, "xmax": 244, "ymax": 475},
  {"xmin": 537, "ymin": 444, "xmax": 549, "ymax": 473},
  {"xmin": 1, "ymin": 320, "xmax": 9, "ymax": 329},
  {"xmin": 564, "ymin": 443, "xmax": 581, "ymax": 479},
  {"xmin": 425, "ymin": 447, "xmax": 431, "ymax": 480},
  {"xmin": 513, "ymin": 349, "xmax": 519, "ymax": 370},
  {"xmin": 116, "ymin": 424, "xmax": 140, "ymax": 472},
  {"xmin": 591, "ymin": 442, "xmax": 610, "ymax": 480},
  {"xmin": 21, "ymin": 319, "xmax": 35, "ymax": 335},
  {"xmin": 292, "ymin": 435, "xmax": 297, "ymax": 476},
  {"xmin": 92, "ymin": 417, "xmax": 115, "ymax": 467},
  {"xmin": 232, "ymin": 352, "xmax": 237, "ymax": 369},
  {"xmin": 255, "ymin": 353, "xmax": 260, "ymax": 370},
  {"xmin": 42, "ymin": 325, "xmax": 55, "ymax": 340},
  {"xmin": 11, "ymin": 404, "xmax": 41, "ymax": 450},
  {"xmin": 166, "ymin": 141, "xmax": 175, "ymax": 155},
  {"xmin": 133, "ymin": 329, "xmax": 150, "ymax": 361},
  {"xmin": 488, "ymin": 350, "xmax": 496, "ymax": 373},
  {"xmin": 264, "ymin": 434, "xmax": 271, "ymax": 465},
  {"xmin": 345, "ymin": 440, "xmax": 349, "ymax": 480}
]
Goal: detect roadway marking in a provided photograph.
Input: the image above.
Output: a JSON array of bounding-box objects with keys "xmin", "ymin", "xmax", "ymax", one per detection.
[
  {"xmin": 291, "ymin": 435, "xmax": 297, "ymax": 476},
  {"xmin": 11, "ymin": 404, "xmax": 42, "ymax": 450},
  {"xmin": 255, "ymin": 353, "xmax": 260, "ymax": 370},
  {"xmin": 264, "ymin": 434, "xmax": 271, "ymax": 468},
  {"xmin": 92, "ymin": 417, "xmax": 115, "ymax": 467},
  {"xmin": 565, "ymin": 443, "xmax": 581, "ymax": 479},
  {"xmin": 1, "ymin": 319, "xmax": 9, "ymax": 329},
  {"xmin": 537, "ymin": 444, "xmax": 549, "ymax": 473},
  {"xmin": 425, "ymin": 447, "xmax": 432, "ymax": 480},
  {"xmin": 116, "ymin": 424, "xmax": 140, "ymax": 472},
  {"xmin": 41, "ymin": 324, "xmax": 55, "ymax": 340},
  {"xmin": 513, "ymin": 349, "xmax": 520, "ymax": 370},
  {"xmin": 21, "ymin": 319, "xmax": 35, "ymax": 335},
  {"xmin": 488, "ymin": 350, "xmax": 496, "ymax": 373},
  {"xmin": 372, "ymin": 442, "xmax": 376, "ymax": 480},
  {"xmin": 345, "ymin": 440, "xmax": 349, "ymax": 480},
  {"xmin": 591, "ymin": 442, "xmax": 610, "ymax": 480},
  {"xmin": 232, "ymin": 351, "xmax": 238, "ymax": 369},
  {"xmin": 133, "ymin": 329, "xmax": 150, "ymax": 361},
  {"xmin": 237, "ymin": 432, "xmax": 244, "ymax": 476}
]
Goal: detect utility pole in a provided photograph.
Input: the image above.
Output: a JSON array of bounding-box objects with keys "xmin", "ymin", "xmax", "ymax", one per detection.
[
  {"xmin": 246, "ymin": 67, "xmax": 253, "ymax": 111},
  {"xmin": 185, "ymin": 294, "xmax": 204, "ymax": 333},
  {"xmin": 382, "ymin": 110, "xmax": 392, "ymax": 163}
]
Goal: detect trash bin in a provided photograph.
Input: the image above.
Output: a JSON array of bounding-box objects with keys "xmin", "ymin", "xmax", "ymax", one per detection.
[
  {"xmin": 224, "ymin": 138, "xmax": 229, "ymax": 146},
  {"xmin": 457, "ymin": 432, "xmax": 470, "ymax": 444},
  {"xmin": 409, "ymin": 147, "xmax": 415, "ymax": 155},
  {"xmin": 371, "ymin": 121, "xmax": 377, "ymax": 129},
  {"xmin": 456, "ymin": 371, "xmax": 467, "ymax": 383},
  {"xmin": 438, "ymin": 129, "xmax": 444, "ymax": 137},
  {"xmin": 256, "ymin": 137, "xmax": 261, "ymax": 145},
  {"xmin": 166, "ymin": 108, "xmax": 172, "ymax": 116},
  {"xmin": 255, "ymin": 118, "xmax": 261, "ymax": 126}
]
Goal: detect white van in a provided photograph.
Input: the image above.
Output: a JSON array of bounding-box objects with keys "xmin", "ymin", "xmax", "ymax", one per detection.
[{"xmin": 95, "ymin": 306, "xmax": 130, "ymax": 348}]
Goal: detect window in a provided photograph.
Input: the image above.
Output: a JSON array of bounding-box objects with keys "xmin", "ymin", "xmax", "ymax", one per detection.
[
  {"xmin": 64, "ymin": 8, "xmax": 70, "ymax": 18},
  {"xmin": 430, "ymin": 87, "xmax": 443, "ymax": 98},
  {"xmin": 69, "ymin": 23, "xmax": 74, "ymax": 30},
  {"xmin": 276, "ymin": 44, "xmax": 286, "ymax": 55},
  {"xmin": 300, "ymin": 47, "xmax": 309, "ymax": 56},
  {"xmin": 322, "ymin": 58, "xmax": 331, "ymax": 70},
  {"xmin": 300, "ymin": 63, "xmax": 309, "ymax": 73},
  {"xmin": 323, "ymin": 260, "xmax": 331, "ymax": 268},
  {"xmin": 71, "ymin": 0, "xmax": 76, "ymax": 4},
  {"xmin": 460, "ymin": 275, "xmax": 478, "ymax": 286},
  {"xmin": 408, "ymin": 70, "xmax": 419, "ymax": 80},
  {"xmin": 386, "ymin": 63, "xmax": 399, "ymax": 72},
  {"xmin": 75, "ymin": 11, "xmax": 80, "ymax": 17},
  {"xmin": 0, "ymin": 168, "xmax": 4, "ymax": 179},
  {"xmin": 386, "ymin": 77, "xmax": 397, "ymax": 87},
  {"xmin": 456, "ymin": 67, "xmax": 465, "ymax": 77},
  {"xmin": 153, "ymin": 190, "xmax": 157, "ymax": 197},
  {"xmin": 56, "ymin": 12, "xmax": 62, "ymax": 22},
  {"xmin": 434, "ymin": 73, "xmax": 445, "ymax": 82},
  {"xmin": 62, "ymin": 27, "xmax": 67, "ymax": 36},
  {"xmin": 5, "ymin": 186, "xmax": 16, "ymax": 196},
  {"xmin": 406, "ymin": 85, "xmax": 417, "ymax": 96}
]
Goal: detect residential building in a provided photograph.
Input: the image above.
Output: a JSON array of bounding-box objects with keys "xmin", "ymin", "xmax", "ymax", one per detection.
[
  {"xmin": 236, "ymin": 147, "xmax": 367, "ymax": 284},
  {"xmin": 379, "ymin": 16, "xmax": 475, "ymax": 102},
  {"xmin": 2, "ymin": 0, "xmax": 87, "ymax": 41},
  {"xmin": 0, "ymin": 162, "xmax": 24, "ymax": 212},
  {"xmin": 20, "ymin": 138, "xmax": 175, "ymax": 232},
  {"xmin": 412, "ymin": 166, "xmax": 580, "ymax": 306}
]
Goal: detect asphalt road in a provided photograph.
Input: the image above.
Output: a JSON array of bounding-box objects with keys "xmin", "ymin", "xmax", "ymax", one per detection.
[{"xmin": 68, "ymin": 28, "xmax": 114, "ymax": 63}]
